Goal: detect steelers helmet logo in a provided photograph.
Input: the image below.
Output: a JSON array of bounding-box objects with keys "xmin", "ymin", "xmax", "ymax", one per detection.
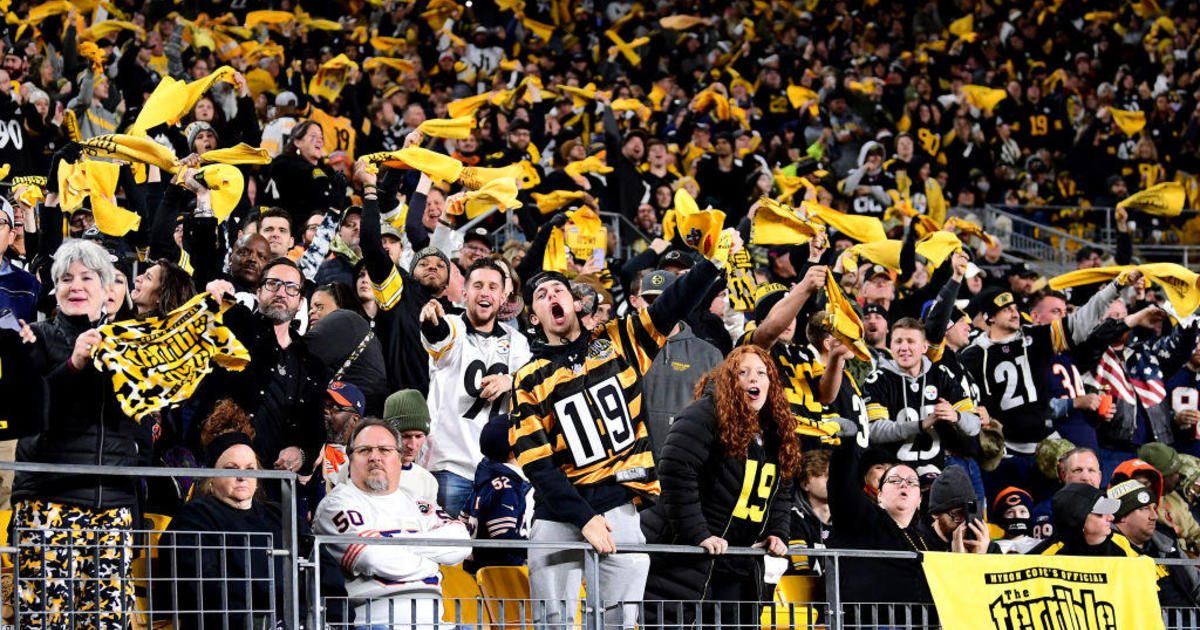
[{"xmin": 651, "ymin": 274, "xmax": 665, "ymax": 287}]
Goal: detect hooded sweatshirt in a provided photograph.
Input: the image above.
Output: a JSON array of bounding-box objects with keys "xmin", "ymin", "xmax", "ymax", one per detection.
[{"xmin": 863, "ymin": 355, "xmax": 980, "ymax": 474}]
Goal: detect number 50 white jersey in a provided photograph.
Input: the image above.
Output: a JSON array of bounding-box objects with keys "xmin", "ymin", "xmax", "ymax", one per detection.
[{"xmin": 421, "ymin": 315, "xmax": 532, "ymax": 479}]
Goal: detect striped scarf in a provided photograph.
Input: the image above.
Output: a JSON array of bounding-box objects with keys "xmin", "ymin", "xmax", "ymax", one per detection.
[{"xmin": 1095, "ymin": 347, "xmax": 1166, "ymax": 408}]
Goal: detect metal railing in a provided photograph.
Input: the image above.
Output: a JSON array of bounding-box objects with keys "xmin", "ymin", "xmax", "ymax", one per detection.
[
  {"xmin": 978, "ymin": 204, "xmax": 1200, "ymax": 269},
  {"xmin": 2, "ymin": 462, "xmax": 1200, "ymax": 630}
]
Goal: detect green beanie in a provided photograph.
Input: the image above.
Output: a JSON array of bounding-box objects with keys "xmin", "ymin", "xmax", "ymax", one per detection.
[{"xmin": 384, "ymin": 389, "xmax": 430, "ymax": 434}]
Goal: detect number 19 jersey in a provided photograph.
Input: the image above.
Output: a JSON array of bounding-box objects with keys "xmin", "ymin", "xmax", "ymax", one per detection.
[{"xmin": 511, "ymin": 309, "xmax": 667, "ymax": 501}]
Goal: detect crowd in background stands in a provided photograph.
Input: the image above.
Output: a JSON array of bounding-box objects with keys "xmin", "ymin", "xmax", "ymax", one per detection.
[{"xmin": 2, "ymin": 0, "xmax": 1200, "ymax": 627}]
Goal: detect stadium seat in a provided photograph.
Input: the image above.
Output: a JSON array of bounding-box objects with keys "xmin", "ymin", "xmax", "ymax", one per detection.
[
  {"xmin": 476, "ymin": 565, "xmax": 532, "ymax": 629},
  {"xmin": 132, "ymin": 513, "xmax": 173, "ymax": 630},
  {"xmin": 761, "ymin": 576, "xmax": 825, "ymax": 629},
  {"xmin": 441, "ymin": 563, "xmax": 483, "ymax": 625}
]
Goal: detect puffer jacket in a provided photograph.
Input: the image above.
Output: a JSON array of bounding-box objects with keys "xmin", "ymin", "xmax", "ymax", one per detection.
[
  {"xmin": 642, "ymin": 323, "xmax": 723, "ymax": 460},
  {"xmin": 641, "ymin": 394, "xmax": 793, "ymax": 602},
  {"xmin": 13, "ymin": 312, "xmax": 142, "ymax": 509}
]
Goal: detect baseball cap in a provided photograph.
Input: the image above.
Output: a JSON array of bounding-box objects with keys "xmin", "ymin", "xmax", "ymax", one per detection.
[
  {"xmin": 862, "ymin": 302, "xmax": 889, "ymax": 320},
  {"xmin": 964, "ymin": 262, "xmax": 983, "ymax": 279},
  {"xmin": 639, "ymin": 270, "xmax": 677, "ymax": 297},
  {"xmin": 1035, "ymin": 436, "xmax": 1075, "ymax": 480},
  {"xmin": 865, "ymin": 264, "xmax": 893, "ymax": 282},
  {"xmin": 381, "ymin": 223, "xmax": 402, "ymax": 240},
  {"xmin": 1108, "ymin": 479, "xmax": 1157, "ymax": 520},
  {"xmin": 1138, "ymin": 443, "xmax": 1182, "ymax": 476},
  {"xmin": 1007, "ymin": 262, "xmax": 1039, "ymax": 279},
  {"xmin": 327, "ymin": 381, "xmax": 366, "ymax": 417},
  {"xmin": 658, "ymin": 249, "xmax": 694, "ymax": 271},
  {"xmin": 275, "ymin": 91, "xmax": 299, "ymax": 107},
  {"xmin": 463, "ymin": 227, "xmax": 493, "ymax": 249},
  {"xmin": 1052, "ymin": 482, "xmax": 1120, "ymax": 533}
]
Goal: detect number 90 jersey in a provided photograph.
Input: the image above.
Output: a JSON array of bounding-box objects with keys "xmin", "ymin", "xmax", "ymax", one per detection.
[
  {"xmin": 511, "ymin": 309, "xmax": 668, "ymax": 498},
  {"xmin": 422, "ymin": 315, "xmax": 532, "ymax": 480}
]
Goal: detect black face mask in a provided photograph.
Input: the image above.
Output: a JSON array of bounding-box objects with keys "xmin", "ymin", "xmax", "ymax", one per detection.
[{"xmin": 996, "ymin": 514, "xmax": 1031, "ymax": 538}]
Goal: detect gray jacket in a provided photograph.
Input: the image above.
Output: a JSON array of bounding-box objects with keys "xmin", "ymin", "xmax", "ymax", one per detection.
[
  {"xmin": 67, "ymin": 69, "xmax": 119, "ymax": 139},
  {"xmin": 642, "ymin": 322, "xmax": 723, "ymax": 460}
]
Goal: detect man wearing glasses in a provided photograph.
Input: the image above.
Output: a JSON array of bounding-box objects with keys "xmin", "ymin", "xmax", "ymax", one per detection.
[
  {"xmin": 206, "ymin": 258, "xmax": 329, "ymax": 478},
  {"xmin": 0, "ymin": 198, "xmax": 38, "ymax": 322},
  {"xmin": 315, "ymin": 418, "xmax": 470, "ymax": 629}
]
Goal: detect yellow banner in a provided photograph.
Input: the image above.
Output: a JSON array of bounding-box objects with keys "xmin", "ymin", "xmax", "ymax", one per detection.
[
  {"xmin": 923, "ymin": 551, "xmax": 1164, "ymax": 630},
  {"xmin": 93, "ymin": 295, "xmax": 250, "ymax": 420}
]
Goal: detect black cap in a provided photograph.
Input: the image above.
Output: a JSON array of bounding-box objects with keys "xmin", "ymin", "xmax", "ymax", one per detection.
[
  {"xmin": 1052, "ymin": 483, "xmax": 1120, "ymax": 534},
  {"xmin": 865, "ymin": 264, "xmax": 892, "ymax": 281},
  {"xmin": 508, "ymin": 119, "xmax": 531, "ymax": 133},
  {"xmin": 658, "ymin": 249, "xmax": 694, "ymax": 271},
  {"xmin": 1007, "ymin": 262, "xmax": 1038, "ymax": 278},
  {"xmin": 523, "ymin": 270, "xmax": 571, "ymax": 306},
  {"xmin": 863, "ymin": 302, "xmax": 889, "ymax": 320},
  {"xmin": 1075, "ymin": 246, "xmax": 1101, "ymax": 263},
  {"xmin": 463, "ymin": 227, "xmax": 493, "ymax": 249}
]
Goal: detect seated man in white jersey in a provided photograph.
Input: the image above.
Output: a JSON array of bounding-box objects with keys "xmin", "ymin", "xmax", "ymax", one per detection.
[
  {"xmin": 419, "ymin": 257, "xmax": 532, "ymax": 515},
  {"xmin": 383, "ymin": 389, "xmax": 440, "ymax": 501},
  {"xmin": 314, "ymin": 418, "xmax": 470, "ymax": 629}
]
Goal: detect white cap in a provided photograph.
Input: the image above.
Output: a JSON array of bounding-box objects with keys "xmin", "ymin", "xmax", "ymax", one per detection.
[
  {"xmin": 0, "ymin": 198, "xmax": 13, "ymax": 227},
  {"xmin": 964, "ymin": 262, "xmax": 983, "ymax": 279},
  {"xmin": 275, "ymin": 91, "xmax": 299, "ymax": 107}
]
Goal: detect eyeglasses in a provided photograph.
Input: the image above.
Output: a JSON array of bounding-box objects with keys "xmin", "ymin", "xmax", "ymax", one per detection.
[
  {"xmin": 883, "ymin": 476, "xmax": 921, "ymax": 488},
  {"xmin": 261, "ymin": 278, "xmax": 302, "ymax": 297},
  {"xmin": 350, "ymin": 445, "xmax": 398, "ymax": 457}
]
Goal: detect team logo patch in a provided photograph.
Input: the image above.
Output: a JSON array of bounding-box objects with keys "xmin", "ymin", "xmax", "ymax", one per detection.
[
  {"xmin": 418, "ymin": 503, "xmax": 430, "ymax": 513},
  {"xmin": 615, "ymin": 467, "xmax": 648, "ymax": 482},
  {"xmin": 588, "ymin": 339, "xmax": 615, "ymax": 362},
  {"xmin": 497, "ymin": 338, "xmax": 511, "ymax": 356},
  {"xmin": 1138, "ymin": 491, "xmax": 1151, "ymax": 504},
  {"xmin": 925, "ymin": 385, "xmax": 939, "ymax": 400}
]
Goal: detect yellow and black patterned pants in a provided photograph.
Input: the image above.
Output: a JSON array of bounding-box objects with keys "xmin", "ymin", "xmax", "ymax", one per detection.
[{"xmin": 14, "ymin": 500, "xmax": 134, "ymax": 630}]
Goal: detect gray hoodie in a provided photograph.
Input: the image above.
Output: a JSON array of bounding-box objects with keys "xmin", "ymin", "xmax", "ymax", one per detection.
[
  {"xmin": 867, "ymin": 355, "xmax": 981, "ymax": 447},
  {"xmin": 642, "ymin": 322, "xmax": 723, "ymax": 460}
]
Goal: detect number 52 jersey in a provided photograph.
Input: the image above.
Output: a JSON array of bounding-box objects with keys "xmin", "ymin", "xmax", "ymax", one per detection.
[{"xmin": 422, "ymin": 315, "xmax": 532, "ymax": 480}]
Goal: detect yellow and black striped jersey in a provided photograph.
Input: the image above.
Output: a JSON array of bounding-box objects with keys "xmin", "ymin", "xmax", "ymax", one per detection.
[{"xmin": 511, "ymin": 308, "xmax": 667, "ymax": 498}]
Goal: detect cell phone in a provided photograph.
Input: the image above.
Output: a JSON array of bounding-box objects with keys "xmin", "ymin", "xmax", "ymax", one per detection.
[
  {"xmin": 0, "ymin": 309, "xmax": 20, "ymax": 333},
  {"xmin": 588, "ymin": 245, "xmax": 605, "ymax": 268},
  {"xmin": 965, "ymin": 499, "xmax": 979, "ymax": 521}
]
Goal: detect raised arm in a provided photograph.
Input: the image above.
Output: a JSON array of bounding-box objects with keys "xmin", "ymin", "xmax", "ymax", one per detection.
[{"xmin": 751, "ymin": 265, "xmax": 826, "ymax": 349}]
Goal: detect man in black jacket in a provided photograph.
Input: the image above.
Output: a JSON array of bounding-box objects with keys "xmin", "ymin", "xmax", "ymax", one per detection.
[
  {"xmin": 1109, "ymin": 479, "xmax": 1200, "ymax": 608},
  {"xmin": 354, "ymin": 159, "xmax": 454, "ymax": 395},
  {"xmin": 205, "ymin": 259, "xmax": 328, "ymax": 476}
]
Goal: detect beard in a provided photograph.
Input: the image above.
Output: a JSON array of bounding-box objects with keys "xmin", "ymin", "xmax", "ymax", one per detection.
[
  {"xmin": 261, "ymin": 300, "xmax": 298, "ymax": 324},
  {"xmin": 365, "ymin": 475, "xmax": 389, "ymax": 493},
  {"xmin": 417, "ymin": 273, "xmax": 448, "ymax": 295}
]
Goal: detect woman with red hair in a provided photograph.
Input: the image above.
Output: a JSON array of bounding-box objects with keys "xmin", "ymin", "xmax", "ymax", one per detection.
[{"xmin": 641, "ymin": 345, "xmax": 801, "ymax": 627}]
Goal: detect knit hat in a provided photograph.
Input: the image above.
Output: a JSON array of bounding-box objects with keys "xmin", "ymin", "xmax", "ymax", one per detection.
[
  {"xmin": 479, "ymin": 414, "xmax": 512, "ymax": 462},
  {"xmin": 990, "ymin": 486, "xmax": 1034, "ymax": 537},
  {"xmin": 185, "ymin": 120, "xmax": 217, "ymax": 149},
  {"xmin": 985, "ymin": 291, "xmax": 1017, "ymax": 317},
  {"xmin": 1108, "ymin": 479, "xmax": 1157, "ymax": 520},
  {"xmin": 410, "ymin": 246, "xmax": 450, "ymax": 275},
  {"xmin": 928, "ymin": 465, "xmax": 976, "ymax": 514},
  {"xmin": 383, "ymin": 389, "xmax": 430, "ymax": 434},
  {"xmin": 1138, "ymin": 442, "xmax": 1182, "ymax": 476},
  {"xmin": 753, "ymin": 282, "xmax": 788, "ymax": 323}
]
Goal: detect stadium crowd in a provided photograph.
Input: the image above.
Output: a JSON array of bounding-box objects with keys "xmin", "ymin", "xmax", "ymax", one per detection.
[{"xmin": 2, "ymin": 0, "xmax": 1200, "ymax": 627}]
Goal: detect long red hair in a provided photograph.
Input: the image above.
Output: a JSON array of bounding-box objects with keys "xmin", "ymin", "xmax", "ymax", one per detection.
[{"xmin": 693, "ymin": 346, "xmax": 802, "ymax": 479}]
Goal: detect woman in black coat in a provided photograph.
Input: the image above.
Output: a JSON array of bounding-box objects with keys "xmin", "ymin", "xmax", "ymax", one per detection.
[
  {"xmin": 156, "ymin": 400, "xmax": 340, "ymax": 629},
  {"xmin": 641, "ymin": 345, "xmax": 801, "ymax": 628}
]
